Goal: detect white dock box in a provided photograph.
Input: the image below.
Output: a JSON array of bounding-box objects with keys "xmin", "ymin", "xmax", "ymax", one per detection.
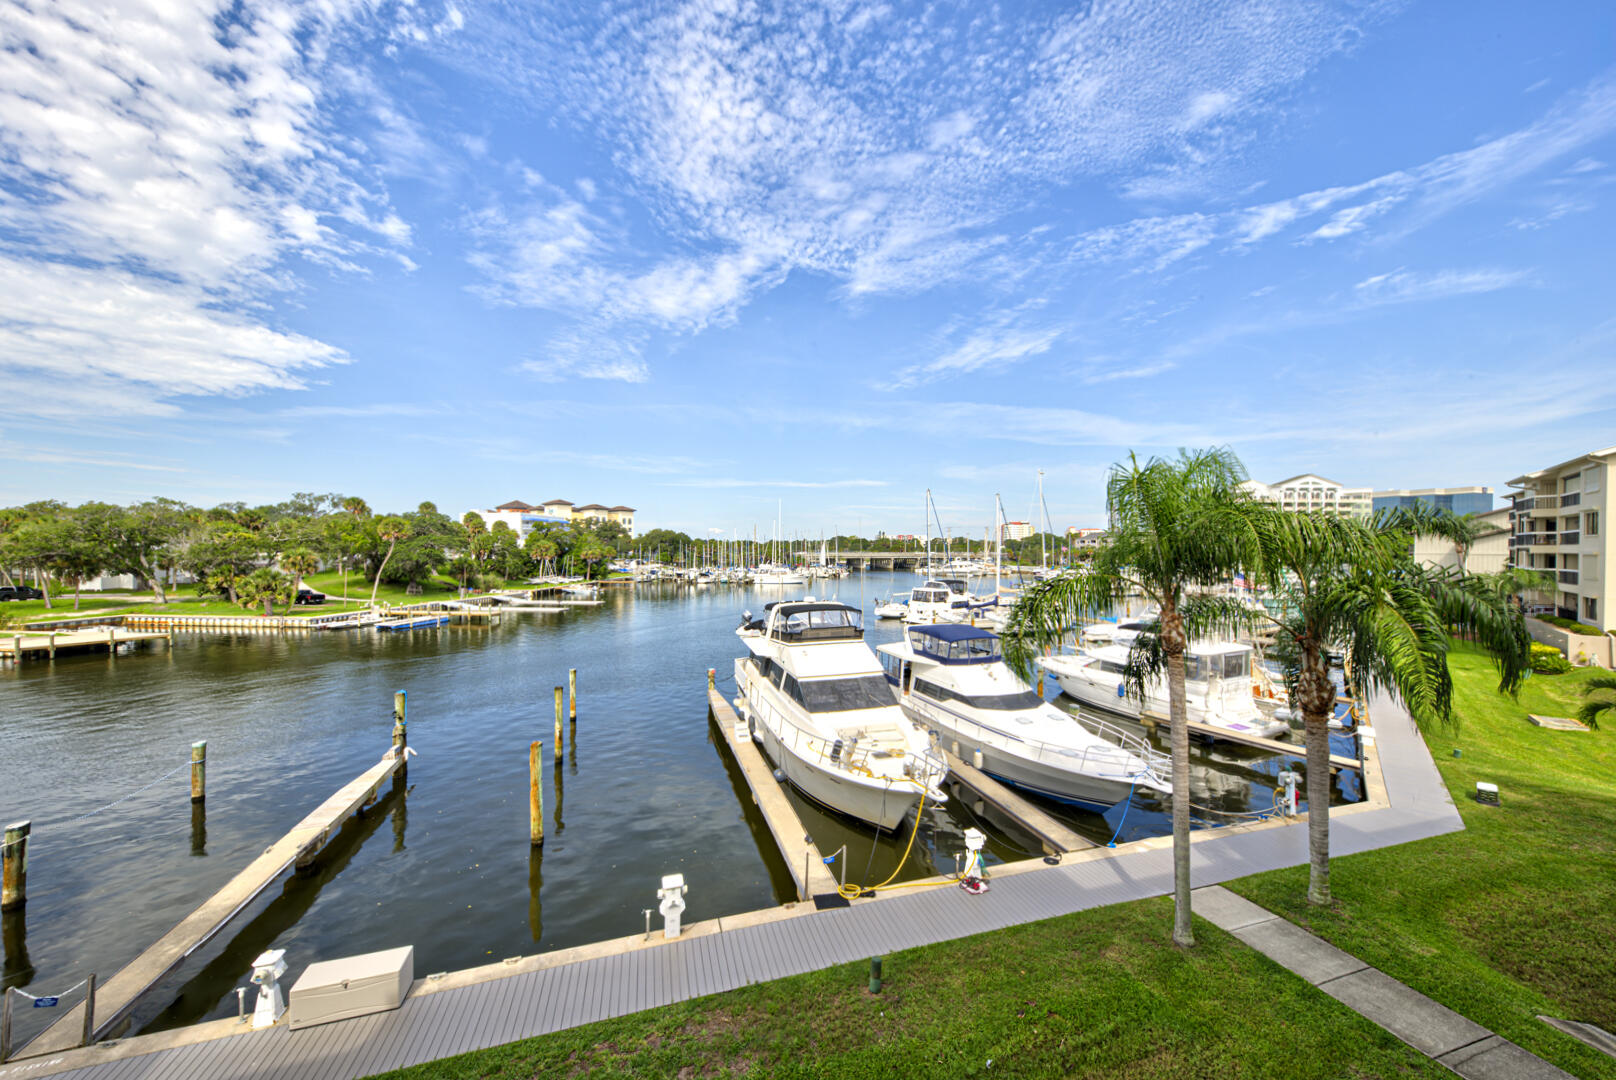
[{"xmin": 287, "ymin": 946, "xmax": 414, "ymax": 1030}]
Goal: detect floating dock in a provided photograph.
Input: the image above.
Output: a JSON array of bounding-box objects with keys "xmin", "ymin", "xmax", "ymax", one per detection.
[
  {"xmin": 1139, "ymin": 711, "xmax": 1360, "ymax": 771},
  {"xmin": 375, "ymin": 615, "xmax": 452, "ymax": 632},
  {"xmin": 23, "ymin": 751, "xmax": 404, "ymax": 1056},
  {"xmin": 706, "ymin": 686, "xmax": 840, "ymax": 900},
  {"xmin": 941, "ymin": 749, "xmax": 1095, "ymax": 855}
]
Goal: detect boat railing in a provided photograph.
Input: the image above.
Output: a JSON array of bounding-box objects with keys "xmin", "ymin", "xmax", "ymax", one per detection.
[
  {"xmin": 743, "ymin": 672, "xmax": 940, "ymax": 788},
  {"xmin": 919, "ymin": 698, "xmax": 1167, "ymax": 779}
]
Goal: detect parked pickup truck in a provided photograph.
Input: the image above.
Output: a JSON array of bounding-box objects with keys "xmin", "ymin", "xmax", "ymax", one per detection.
[
  {"xmin": 0, "ymin": 585, "xmax": 45, "ymax": 601},
  {"xmin": 295, "ymin": 588, "xmax": 327, "ymax": 605}
]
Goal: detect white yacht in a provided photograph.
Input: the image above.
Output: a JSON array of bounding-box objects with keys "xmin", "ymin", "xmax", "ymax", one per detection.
[
  {"xmin": 878, "ymin": 625, "xmax": 1170, "ymax": 810},
  {"xmin": 1078, "ymin": 612, "xmax": 1158, "ymax": 649},
  {"xmin": 873, "ymin": 592, "xmax": 910, "ymax": 620},
  {"xmin": 753, "ymin": 563, "xmax": 807, "ymax": 586},
  {"xmin": 1037, "ymin": 641, "xmax": 1288, "ymax": 739},
  {"xmin": 904, "ymin": 578, "xmax": 998, "ymax": 625},
  {"xmin": 734, "ymin": 601, "xmax": 948, "ymax": 830}
]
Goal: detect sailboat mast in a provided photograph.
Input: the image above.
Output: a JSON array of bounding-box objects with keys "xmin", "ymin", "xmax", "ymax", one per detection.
[{"xmin": 1038, "ymin": 469, "xmax": 1047, "ymax": 570}]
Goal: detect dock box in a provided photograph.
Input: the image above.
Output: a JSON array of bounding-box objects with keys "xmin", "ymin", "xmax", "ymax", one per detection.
[{"xmin": 287, "ymin": 946, "xmax": 414, "ymax": 1030}]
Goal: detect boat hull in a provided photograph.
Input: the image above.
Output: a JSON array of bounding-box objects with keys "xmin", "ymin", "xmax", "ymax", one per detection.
[
  {"xmin": 738, "ymin": 701, "xmax": 922, "ymax": 831},
  {"xmin": 1048, "ymin": 668, "xmax": 1288, "ymax": 740}
]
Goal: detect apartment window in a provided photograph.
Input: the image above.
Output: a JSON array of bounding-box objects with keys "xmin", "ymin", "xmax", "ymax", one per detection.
[
  {"xmin": 1587, "ymin": 511, "xmax": 1600, "ymax": 537},
  {"xmin": 1585, "ymin": 597, "xmax": 1598, "ymax": 624}
]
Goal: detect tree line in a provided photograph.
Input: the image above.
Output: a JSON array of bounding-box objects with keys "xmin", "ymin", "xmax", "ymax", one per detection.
[{"xmin": 0, "ymin": 494, "xmax": 631, "ymax": 613}]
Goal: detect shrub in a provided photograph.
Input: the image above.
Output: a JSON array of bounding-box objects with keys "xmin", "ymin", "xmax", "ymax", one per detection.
[
  {"xmin": 1530, "ymin": 642, "xmax": 1573, "ymax": 674},
  {"xmin": 1538, "ymin": 614, "xmax": 1604, "ymax": 635}
]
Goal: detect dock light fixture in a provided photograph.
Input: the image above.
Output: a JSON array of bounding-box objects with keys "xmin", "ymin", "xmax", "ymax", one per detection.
[
  {"xmin": 1475, "ymin": 781, "xmax": 1500, "ymax": 806},
  {"xmin": 657, "ymin": 874, "xmax": 688, "ymax": 939}
]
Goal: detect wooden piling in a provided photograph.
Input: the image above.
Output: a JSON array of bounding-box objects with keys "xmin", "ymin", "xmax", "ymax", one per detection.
[
  {"xmin": 9, "ymin": 636, "xmax": 18, "ymax": 664},
  {"xmin": 80, "ymin": 973, "xmax": 95, "ymax": 1048},
  {"xmin": 1, "ymin": 821, "xmax": 28, "ymax": 911},
  {"xmin": 392, "ymin": 690, "xmax": 408, "ymax": 762},
  {"xmin": 553, "ymin": 687, "xmax": 564, "ymax": 749},
  {"xmin": 568, "ymin": 668, "xmax": 577, "ymax": 720},
  {"xmin": 49, "ymin": 632, "xmax": 57, "ymax": 660},
  {"xmin": 190, "ymin": 741, "xmax": 206, "ymax": 803},
  {"xmin": 529, "ymin": 742, "xmax": 544, "ymax": 847}
]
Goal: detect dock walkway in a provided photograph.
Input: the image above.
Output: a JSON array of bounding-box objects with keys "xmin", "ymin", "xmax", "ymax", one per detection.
[
  {"xmin": 942, "ymin": 749, "xmax": 1094, "ymax": 854},
  {"xmin": 22, "ymin": 753, "xmax": 403, "ymax": 1057},
  {"xmin": 13, "ymin": 688, "xmax": 1473, "ymax": 1080}
]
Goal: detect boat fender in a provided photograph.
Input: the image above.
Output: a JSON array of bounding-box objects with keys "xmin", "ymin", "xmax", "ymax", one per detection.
[
  {"xmin": 1116, "ymin": 682, "xmax": 1126, "ymax": 698},
  {"xmin": 772, "ymin": 768, "xmax": 786, "ymax": 783}
]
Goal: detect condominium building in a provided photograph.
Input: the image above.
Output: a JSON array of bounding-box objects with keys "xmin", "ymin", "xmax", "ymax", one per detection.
[
  {"xmin": 467, "ymin": 499, "xmax": 637, "ymax": 539},
  {"xmin": 1002, "ymin": 520, "xmax": 1034, "ymax": 540},
  {"xmin": 1371, "ymin": 486, "xmax": 1494, "ymax": 516},
  {"xmin": 1243, "ymin": 475, "xmax": 1372, "ymax": 518},
  {"xmin": 1066, "ymin": 527, "xmax": 1107, "ymax": 550},
  {"xmin": 1413, "ymin": 506, "xmax": 1511, "ymax": 575},
  {"xmin": 1507, "ymin": 445, "xmax": 1614, "ymax": 629}
]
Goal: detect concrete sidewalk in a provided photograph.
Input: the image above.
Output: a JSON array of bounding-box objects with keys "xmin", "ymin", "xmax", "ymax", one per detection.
[{"xmin": 1192, "ymin": 885, "xmax": 1575, "ymax": 1080}]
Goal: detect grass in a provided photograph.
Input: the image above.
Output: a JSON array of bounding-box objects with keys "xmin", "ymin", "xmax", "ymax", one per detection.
[
  {"xmin": 371, "ymin": 897, "xmax": 1446, "ymax": 1080},
  {"xmin": 1230, "ymin": 643, "xmax": 1616, "ymax": 1079}
]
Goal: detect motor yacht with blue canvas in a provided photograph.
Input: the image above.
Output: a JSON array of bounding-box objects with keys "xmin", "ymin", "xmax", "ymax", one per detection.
[
  {"xmin": 877, "ymin": 625, "xmax": 1170, "ymax": 811},
  {"xmin": 734, "ymin": 600, "xmax": 948, "ymax": 830}
]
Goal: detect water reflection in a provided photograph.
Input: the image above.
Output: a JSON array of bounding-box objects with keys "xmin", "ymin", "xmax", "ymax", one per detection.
[
  {"xmin": 527, "ymin": 846, "xmax": 543, "ymax": 943},
  {"xmin": 2, "ymin": 908, "xmax": 33, "ymax": 987},
  {"xmin": 190, "ymin": 802, "xmax": 207, "ymax": 858}
]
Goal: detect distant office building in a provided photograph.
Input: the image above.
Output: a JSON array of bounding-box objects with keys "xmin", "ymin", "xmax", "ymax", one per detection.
[
  {"xmin": 1002, "ymin": 520, "xmax": 1034, "ymax": 540},
  {"xmin": 1243, "ymin": 475, "xmax": 1372, "ymax": 518},
  {"xmin": 468, "ymin": 499, "xmax": 636, "ymax": 539},
  {"xmin": 1371, "ymin": 487, "xmax": 1494, "ymax": 516},
  {"xmin": 1507, "ymin": 445, "xmax": 1614, "ymax": 629}
]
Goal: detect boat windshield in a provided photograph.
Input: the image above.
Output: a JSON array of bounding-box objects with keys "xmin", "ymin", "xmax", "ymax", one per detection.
[
  {"xmin": 1188, "ymin": 651, "xmax": 1249, "ymax": 680},
  {"xmin": 910, "ymin": 631, "xmax": 1002, "ymax": 663},
  {"xmin": 798, "ymin": 675, "xmax": 895, "ymax": 712},
  {"xmin": 771, "ymin": 605, "xmax": 864, "ymax": 642},
  {"xmin": 915, "ymin": 679, "xmax": 1043, "ymax": 711},
  {"xmin": 939, "ymin": 578, "xmax": 967, "ymax": 594}
]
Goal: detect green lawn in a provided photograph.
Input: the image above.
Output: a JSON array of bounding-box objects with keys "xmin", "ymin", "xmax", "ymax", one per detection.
[
  {"xmin": 372, "ymin": 898, "xmax": 1446, "ymax": 1080},
  {"xmin": 1231, "ymin": 644, "xmax": 1616, "ymax": 1079}
]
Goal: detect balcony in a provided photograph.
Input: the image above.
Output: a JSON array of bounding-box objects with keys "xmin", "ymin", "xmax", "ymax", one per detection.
[
  {"xmin": 1514, "ymin": 495, "xmax": 1557, "ymax": 511},
  {"xmin": 1561, "ymin": 492, "xmax": 1582, "ymax": 508},
  {"xmin": 1561, "ymin": 531, "xmax": 1581, "ymax": 546},
  {"xmin": 1510, "ymin": 532, "xmax": 1558, "ymax": 547},
  {"xmin": 1559, "ymin": 570, "xmax": 1580, "ymax": 586}
]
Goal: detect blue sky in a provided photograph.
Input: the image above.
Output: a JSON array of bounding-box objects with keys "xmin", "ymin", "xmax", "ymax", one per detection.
[{"xmin": 3, "ymin": 0, "xmax": 1614, "ymax": 539}]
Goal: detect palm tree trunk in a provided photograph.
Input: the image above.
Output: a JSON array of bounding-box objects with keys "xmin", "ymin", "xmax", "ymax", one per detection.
[
  {"xmin": 1161, "ymin": 603, "xmax": 1195, "ymax": 947},
  {"xmin": 369, "ymin": 541, "xmax": 397, "ymax": 608},
  {"xmin": 1300, "ymin": 646, "xmax": 1335, "ymax": 904}
]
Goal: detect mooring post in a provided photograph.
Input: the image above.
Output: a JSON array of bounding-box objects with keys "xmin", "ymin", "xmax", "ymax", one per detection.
[
  {"xmin": 553, "ymin": 687, "xmax": 564, "ymax": 749},
  {"xmin": 9, "ymin": 636, "xmax": 19, "ymax": 664},
  {"xmin": 568, "ymin": 668, "xmax": 577, "ymax": 720},
  {"xmin": 1, "ymin": 822, "xmax": 28, "ymax": 912},
  {"xmin": 190, "ymin": 741, "xmax": 207, "ymax": 803},
  {"xmin": 529, "ymin": 742, "xmax": 544, "ymax": 847},
  {"xmin": 80, "ymin": 973, "xmax": 96, "ymax": 1047},
  {"xmin": 48, "ymin": 632, "xmax": 56, "ymax": 661},
  {"xmin": 392, "ymin": 690, "xmax": 408, "ymax": 760}
]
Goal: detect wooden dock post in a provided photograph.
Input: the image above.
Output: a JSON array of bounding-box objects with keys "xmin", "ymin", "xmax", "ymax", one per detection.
[
  {"xmin": 80, "ymin": 973, "xmax": 95, "ymax": 1047},
  {"xmin": 49, "ymin": 632, "xmax": 57, "ymax": 661},
  {"xmin": 553, "ymin": 687, "xmax": 564, "ymax": 749},
  {"xmin": 190, "ymin": 741, "xmax": 207, "ymax": 803},
  {"xmin": 568, "ymin": 668, "xmax": 577, "ymax": 720},
  {"xmin": 1, "ymin": 822, "xmax": 28, "ymax": 911},
  {"xmin": 9, "ymin": 636, "xmax": 18, "ymax": 664},
  {"xmin": 529, "ymin": 742, "xmax": 544, "ymax": 847},
  {"xmin": 392, "ymin": 691, "xmax": 408, "ymax": 762}
]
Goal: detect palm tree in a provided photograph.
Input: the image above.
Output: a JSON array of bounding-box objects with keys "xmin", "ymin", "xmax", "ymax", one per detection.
[
  {"xmin": 282, "ymin": 547, "xmax": 319, "ymax": 599},
  {"xmin": 1576, "ymin": 675, "xmax": 1614, "ymax": 730},
  {"xmin": 340, "ymin": 497, "xmax": 371, "ymax": 599},
  {"xmin": 368, "ymin": 516, "xmax": 408, "ymax": 609},
  {"xmin": 1002, "ymin": 448, "xmax": 1265, "ymax": 946},
  {"xmin": 239, "ymin": 567, "xmax": 293, "ymax": 616},
  {"xmin": 1251, "ymin": 507, "xmax": 1529, "ymax": 905}
]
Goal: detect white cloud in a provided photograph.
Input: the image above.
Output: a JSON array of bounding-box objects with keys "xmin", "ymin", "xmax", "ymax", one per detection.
[
  {"xmin": 1352, "ymin": 267, "xmax": 1533, "ymax": 305},
  {"xmin": 670, "ymin": 478, "xmax": 889, "ymax": 489},
  {"xmin": 889, "ymin": 323, "xmax": 1065, "ymax": 390},
  {"xmin": 0, "ymin": 0, "xmax": 412, "ymax": 412}
]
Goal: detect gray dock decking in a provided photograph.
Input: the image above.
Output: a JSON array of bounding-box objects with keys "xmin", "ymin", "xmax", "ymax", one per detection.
[{"xmin": 15, "ymin": 691, "xmax": 1461, "ymax": 1080}]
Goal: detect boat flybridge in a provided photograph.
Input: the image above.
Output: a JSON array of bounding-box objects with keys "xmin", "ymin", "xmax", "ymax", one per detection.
[
  {"xmin": 878, "ymin": 625, "xmax": 1169, "ymax": 810},
  {"xmin": 1037, "ymin": 640, "xmax": 1288, "ymax": 739},
  {"xmin": 904, "ymin": 578, "xmax": 998, "ymax": 625},
  {"xmin": 735, "ymin": 600, "xmax": 948, "ymax": 830}
]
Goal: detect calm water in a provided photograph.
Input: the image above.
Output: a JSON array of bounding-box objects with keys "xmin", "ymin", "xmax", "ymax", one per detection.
[{"xmin": 0, "ymin": 573, "xmax": 1359, "ymax": 1042}]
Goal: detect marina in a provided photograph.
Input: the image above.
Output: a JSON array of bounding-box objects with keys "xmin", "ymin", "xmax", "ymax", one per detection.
[{"xmin": 0, "ymin": 573, "xmax": 1370, "ymax": 1057}]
